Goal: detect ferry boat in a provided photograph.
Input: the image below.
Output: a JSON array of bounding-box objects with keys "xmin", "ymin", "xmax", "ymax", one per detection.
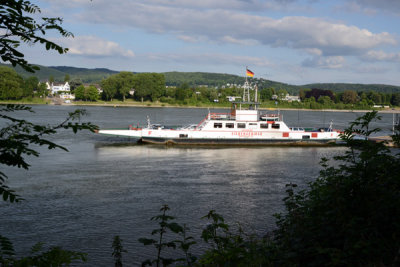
[{"xmin": 98, "ymin": 78, "xmax": 342, "ymax": 146}]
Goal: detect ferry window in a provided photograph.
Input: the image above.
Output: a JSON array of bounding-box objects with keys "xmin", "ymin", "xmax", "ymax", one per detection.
[
  {"xmin": 237, "ymin": 123, "xmax": 246, "ymax": 128},
  {"xmin": 226, "ymin": 123, "xmax": 234, "ymax": 128},
  {"xmin": 179, "ymin": 134, "xmax": 188, "ymax": 138},
  {"xmin": 249, "ymin": 123, "xmax": 257, "ymax": 125},
  {"xmin": 260, "ymin": 124, "xmax": 268, "ymax": 129},
  {"xmin": 272, "ymin": 123, "xmax": 280, "ymax": 129},
  {"xmin": 214, "ymin": 123, "xmax": 223, "ymax": 128},
  {"xmin": 302, "ymin": 135, "xmax": 310, "ymax": 139}
]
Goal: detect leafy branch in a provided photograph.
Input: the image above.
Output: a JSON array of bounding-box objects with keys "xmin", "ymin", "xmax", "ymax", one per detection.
[
  {"xmin": 0, "ymin": 0, "xmax": 73, "ymax": 72},
  {"xmin": 0, "ymin": 104, "xmax": 98, "ymax": 202}
]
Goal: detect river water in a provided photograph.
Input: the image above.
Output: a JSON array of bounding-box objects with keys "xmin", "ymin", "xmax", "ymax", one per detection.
[{"xmin": 0, "ymin": 105, "xmax": 396, "ymax": 265}]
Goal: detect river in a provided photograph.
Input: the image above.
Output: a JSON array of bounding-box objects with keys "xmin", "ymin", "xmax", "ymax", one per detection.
[{"xmin": 0, "ymin": 105, "xmax": 396, "ymax": 265}]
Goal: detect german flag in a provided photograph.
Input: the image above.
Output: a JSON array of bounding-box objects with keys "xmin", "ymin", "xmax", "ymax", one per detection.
[{"xmin": 246, "ymin": 68, "xmax": 254, "ymax": 77}]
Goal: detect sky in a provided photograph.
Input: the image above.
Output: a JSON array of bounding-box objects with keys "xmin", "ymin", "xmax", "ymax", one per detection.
[{"xmin": 18, "ymin": 0, "xmax": 400, "ymax": 85}]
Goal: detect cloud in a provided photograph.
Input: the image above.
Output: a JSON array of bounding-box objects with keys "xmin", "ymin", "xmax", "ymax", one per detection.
[
  {"xmin": 70, "ymin": 1, "xmax": 396, "ymax": 58},
  {"xmin": 58, "ymin": 36, "xmax": 134, "ymax": 58},
  {"xmin": 44, "ymin": 0, "xmax": 301, "ymax": 14},
  {"xmin": 353, "ymin": 0, "xmax": 400, "ymax": 15},
  {"xmin": 141, "ymin": 52, "xmax": 272, "ymax": 67},
  {"xmin": 302, "ymin": 56, "xmax": 345, "ymax": 69},
  {"xmin": 362, "ymin": 50, "xmax": 400, "ymax": 62}
]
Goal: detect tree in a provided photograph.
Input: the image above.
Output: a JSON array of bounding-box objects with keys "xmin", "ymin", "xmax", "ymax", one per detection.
[
  {"xmin": 277, "ymin": 89, "xmax": 288, "ymax": 99},
  {"xmin": 86, "ymin": 85, "xmax": 99, "ymax": 101},
  {"xmin": 101, "ymin": 76, "xmax": 117, "ymax": 101},
  {"xmin": 317, "ymin": 95, "xmax": 333, "ymax": 106},
  {"xmin": 0, "ymin": 66, "xmax": 23, "ymax": 99},
  {"xmin": 0, "ymin": 0, "xmax": 72, "ymax": 72},
  {"xmin": 274, "ymin": 111, "xmax": 400, "ymax": 266},
  {"xmin": 64, "ymin": 74, "xmax": 70, "ymax": 83},
  {"xmin": 74, "ymin": 85, "xmax": 85, "ymax": 100},
  {"xmin": 260, "ymin": 87, "xmax": 274, "ymax": 101},
  {"xmin": 36, "ymin": 82, "xmax": 48, "ymax": 98},
  {"xmin": 305, "ymin": 88, "xmax": 334, "ymax": 101},
  {"xmin": 115, "ymin": 72, "xmax": 135, "ymax": 101},
  {"xmin": 48, "ymin": 75, "xmax": 55, "ymax": 85},
  {"xmin": 341, "ymin": 90, "xmax": 358, "ymax": 104},
  {"xmin": 23, "ymin": 76, "xmax": 39, "ymax": 97},
  {"xmin": 391, "ymin": 93, "xmax": 400, "ymax": 106},
  {"xmin": 133, "ymin": 73, "xmax": 166, "ymax": 102},
  {"xmin": 69, "ymin": 79, "xmax": 83, "ymax": 93},
  {"xmin": 299, "ymin": 89, "xmax": 306, "ymax": 100}
]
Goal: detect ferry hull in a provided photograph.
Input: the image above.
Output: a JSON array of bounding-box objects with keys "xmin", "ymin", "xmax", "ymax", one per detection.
[{"xmin": 140, "ymin": 137, "xmax": 338, "ymax": 146}]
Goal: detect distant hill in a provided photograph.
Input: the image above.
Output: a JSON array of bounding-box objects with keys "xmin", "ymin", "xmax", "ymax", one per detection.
[
  {"xmin": 2, "ymin": 63, "xmax": 400, "ymax": 94},
  {"xmin": 50, "ymin": 66, "xmax": 118, "ymax": 83},
  {"xmin": 0, "ymin": 63, "xmax": 118, "ymax": 83},
  {"xmin": 303, "ymin": 83, "xmax": 400, "ymax": 94},
  {"xmin": 163, "ymin": 71, "xmax": 302, "ymax": 94}
]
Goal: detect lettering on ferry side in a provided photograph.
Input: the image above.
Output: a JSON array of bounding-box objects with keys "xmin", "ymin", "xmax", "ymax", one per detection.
[
  {"xmin": 232, "ymin": 130, "xmax": 262, "ymax": 137},
  {"xmin": 148, "ymin": 131, "xmax": 152, "ymax": 135}
]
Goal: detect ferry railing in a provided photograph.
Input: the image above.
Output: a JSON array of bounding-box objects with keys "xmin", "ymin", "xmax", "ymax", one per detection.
[
  {"xmin": 259, "ymin": 112, "xmax": 283, "ymax": 121},
  {"xmin": 196, "ymin": 112, "xmax": 235, "ymax": 129},
  {"xmin": 208, "ymin": 112, "xmax": 235, "ymax": 120}
]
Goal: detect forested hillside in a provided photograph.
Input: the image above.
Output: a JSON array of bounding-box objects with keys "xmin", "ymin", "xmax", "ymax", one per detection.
[
  {"xmin": 0, "ymin": 63, "xmax": 118, "ymax": 83},
  {"xmin": 304, "ymin": 83, "xmax": 400, "ymax": 93},
  {"xmin": 3, "ymin": 63, "xmax": 400, "ymax": 94}
]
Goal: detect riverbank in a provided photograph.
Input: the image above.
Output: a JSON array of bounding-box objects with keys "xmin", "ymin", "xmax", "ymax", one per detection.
[{"xmin": 1, "ymin": 99, "xmax": 400, "ymax": 113}]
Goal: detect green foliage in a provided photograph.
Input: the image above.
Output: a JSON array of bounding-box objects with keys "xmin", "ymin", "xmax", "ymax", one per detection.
[
  {"xmin": 0, "ymin": 1, "xmax": 72, "ymax": 72},
  {"xmin": 101, "ymin": 72, "xmax": 135, "ymax": 101},
  {"xmin": 138, "ymin": 207, "xmax": 273, "ymax": 267},
  {"xmin": 0, "ymin": 104, "xmax": 95, "ymax": 264},
  {"xmin": 139, "ymin": 204, "xmax": 188, "ymax": 267},
  {"xmin": 115, "ymin": 71, "xmax": 135, "ymax": 101},
  {"xmin": 23, "ymin": 76, "xmax": 38, "ymax": 97},
  {"xmin": 305, "ymin": 82, "xmax": 400, "ymax": 94},
  {"xmin": 0, "ymin": 66, "xmax": 23, "ymax": 100},
  {"xmin": 86, "ymin": 85, "xmax": 99, "ymax": 101},
  {"xmin": 0, "ymin": 104, "xmax": 98, "ymax": 202},
  {"xmin": 133, "ymin": 73, "xmax": 165, "ymax": 102},
  {"xmin": 391, "ymin": 93, "xmax": 400, "ymax": 106},
  {"xmin": 112, "ymin": 236, "xmax": 126, "ymax": 267},
  {"xmin": 74, "ymin": 85, "xmax": 99, "ymax": 101},
  {"xmin": 36, "ymin": 82, "xmax": 48, "ymax": 98},
  {"xmin": 260, "ymin": 87, "xmax": 275, "ymax": 101},
  {"xmin": 0, "ymin": 63, "xmax": 119, "ymax": 83},
  {"xmin": 0, "ymin": 240, "xmax": 87, "ymax": 266},
  {"xmin": 74, "ymin": 85, "xmax": 85, "ymax": 100},
  {"xmin": 101, "ymin": 76, "xmax": 117, "ymax": 101},
  {"xmin": 199, "ymin": 210, "xmax": 271, "ymax": 266},
  {"xmin": 274, "ymin": 111, "xmax": 400, "ymax": 266}
]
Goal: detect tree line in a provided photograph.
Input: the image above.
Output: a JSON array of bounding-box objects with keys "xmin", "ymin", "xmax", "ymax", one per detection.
[
  {"xmin": 2, "ymin": 64, "xmax": 400, "ymax": 109},
  {"xmin": 0, "ymin": 66, "xmax": 48, "ymax": 99},
  {"xmin": 298, "ymin": 88, "xmax": 400, "ymax": 108}
]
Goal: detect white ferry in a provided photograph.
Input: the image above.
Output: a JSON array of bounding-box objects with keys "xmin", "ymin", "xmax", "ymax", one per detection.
[{"xmin": 98, "ymin": 80, "xmax": 342, "ymax": 146}]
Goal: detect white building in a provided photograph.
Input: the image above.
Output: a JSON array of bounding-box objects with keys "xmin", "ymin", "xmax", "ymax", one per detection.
[{"xmin": 47, "ymin": 82, "xmax": 70, "ymax": 95}]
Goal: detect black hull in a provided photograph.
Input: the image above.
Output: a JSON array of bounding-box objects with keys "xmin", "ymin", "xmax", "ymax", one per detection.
[{"xmin": 140, "ymin": 137, "xmax": 339, "ymax": 146}]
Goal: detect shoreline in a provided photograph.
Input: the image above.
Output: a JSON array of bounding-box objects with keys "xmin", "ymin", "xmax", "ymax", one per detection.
[{"xmin": 1, "ymin": 101, "xmax": 400, "ymax": 113}]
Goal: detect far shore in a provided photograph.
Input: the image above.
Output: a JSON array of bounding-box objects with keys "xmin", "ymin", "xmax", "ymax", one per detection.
[{"xmin": 2, "ymin": 100, "xmax": 400, "ymax": 113}]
